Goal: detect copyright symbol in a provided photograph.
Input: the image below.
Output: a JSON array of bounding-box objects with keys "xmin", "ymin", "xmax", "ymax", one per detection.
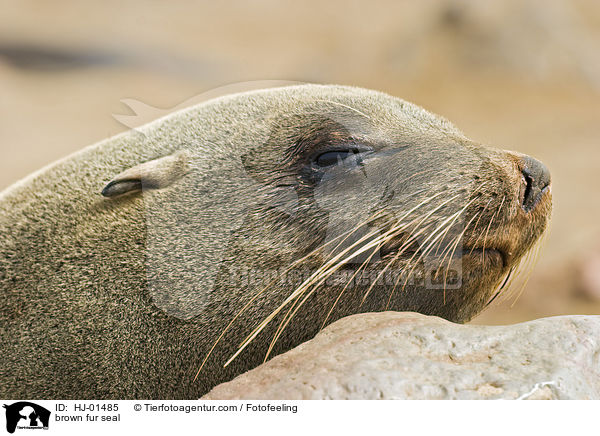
[{"xmin": 134, "ymin": 404, "xmax": 142, "ymax": 411}]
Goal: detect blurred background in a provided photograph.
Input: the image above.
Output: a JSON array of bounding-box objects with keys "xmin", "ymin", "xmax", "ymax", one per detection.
[{"xmin": 1, "ymin": 0, "xmax": 599, "ymax": 324}]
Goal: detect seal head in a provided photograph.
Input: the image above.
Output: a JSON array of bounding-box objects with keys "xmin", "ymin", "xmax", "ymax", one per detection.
[{"xmin": 0, "ymin": 85, "xmax": 552, "ymax": 398}]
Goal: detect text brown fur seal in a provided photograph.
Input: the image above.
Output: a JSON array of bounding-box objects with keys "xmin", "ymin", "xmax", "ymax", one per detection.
[{"xmin": 0, "ymin": 85, "xmax": 552, "ymax": 399}]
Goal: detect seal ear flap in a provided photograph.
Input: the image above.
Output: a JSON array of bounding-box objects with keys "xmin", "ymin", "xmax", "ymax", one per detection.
[{"xmin": 101, "ymin": 150, "xmax": 190, "ymax": 197}]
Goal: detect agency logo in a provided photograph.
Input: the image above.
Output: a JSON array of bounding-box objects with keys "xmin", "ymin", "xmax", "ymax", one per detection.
[{"xmin": 3, "ymin": 402, "xmax": 50, "ymax": 434}]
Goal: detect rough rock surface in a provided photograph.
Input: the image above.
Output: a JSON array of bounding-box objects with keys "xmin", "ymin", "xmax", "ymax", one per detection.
[{"xmin": 203, "ymin": 312, "xmax": 600, "ymax": 400}]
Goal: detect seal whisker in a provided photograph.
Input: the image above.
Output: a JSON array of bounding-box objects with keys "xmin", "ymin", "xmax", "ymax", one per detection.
[
  {"xmin": 430, "ymin": 183, "xmax": 490, "ymax": 268},
  {"xmin": 264, "ymin": 220, "xmax": 423, "ymax": 348},
  {"xmin": 439, "ymin": 210, "xmax": 482, "ymax": 271},
  {"xmin": 439, "ymin": 210, "xmax": 482, "ymax": 303},
  {"xmin": 318, "ymin": 240, "xmax": 385, "ymax": 331},
  {"xmin": 233, "ymin": 211, "xmax": 395, "ymax": 348},
  {"xmin": 238, "ymin": 188, "xmax": 459, "ymax": 364},
  {"xmin": 384, "ymin": 196, "xmax": 473, "ymax": 309},
  {"xmin": 195, "ymin": 210, "xmax": 387, "ymax": 378},
  {"xmin": 0, "ymin": 84, "xmax": 553, "ymax": 398},
  {"xmin": 227, "ymin": 225, "xmax": 386, "ymax": 366},
  {"xmin": 317, "ymin": 187, "xmax": 454, "ymax": 327},
  {"xmin": 265, "ymin": 226, "xmax": 386, "ymax": 359},
  {"xmin": 503, "ymin": 253, "xmax": 531, "ymax": 303},
  {"xmin": 319, "ymin": 194, "xmax": 450, "ymax": 330},
  {"xmin": 485, "ymin": 266, "xmax": 515, "ymax": 308},
  {"xmin": 350, "ymin": 187, "xmax": 475, "ymax": 306},
  {"xmin": 226, "ymin": 186, "xmax": 443, "ymax": 365},
  {"xmin": 313, "ymin": 99, "xmax": 372, "ymax": 120},
  {"xmin": 434, "ymin": 185, "xmax": 490, "ymax": 286},
  {"xmin": 508, "ymin": 227, "xmax": 549, "ymax": 307},
  {"xmin": 385, "ymin": 201, "xmax": 475, "ymax": 309},
  {"xmin": 360, "ymin": 221, "xmax": 438, "ymax": 307},
  {"xmin": 402, "ymin": 209, "xmax": 465, "ymax": 280},
  {"xmin": 481, "ymin": 196, "xmax": 506, "ymax": 259},
  {"xmin": 468, "ymin": 198, "xmax": 495, "ymax": 256},
  {"xmin": 436, "ymin": 208, "xmax": 480, "ymax": 273}
]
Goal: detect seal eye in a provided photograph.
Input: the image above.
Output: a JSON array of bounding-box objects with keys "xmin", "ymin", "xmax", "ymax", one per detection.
[{"xmin": 315, "ymin": 150, "xmax": 360, "ymax": 167}]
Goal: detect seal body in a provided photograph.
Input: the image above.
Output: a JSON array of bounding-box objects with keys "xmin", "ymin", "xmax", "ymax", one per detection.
[{"xmin": 0, "ymin": 85, "xmax": 551, "ymax": 399}]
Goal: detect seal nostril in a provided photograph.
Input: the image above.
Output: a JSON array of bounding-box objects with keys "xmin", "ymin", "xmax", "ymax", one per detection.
[
  {"xmin": 522, "ymin": 173, "xmax": 533, "ymax": 207},
  {"xmin": 520, "ymin": 156, "xmax": 551, "ymax": 213}
]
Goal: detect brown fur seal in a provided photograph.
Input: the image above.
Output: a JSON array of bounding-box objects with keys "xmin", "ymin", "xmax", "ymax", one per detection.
[{"xmin": 0, "ymin": 84, "xmax": 551, "ymax": 399}]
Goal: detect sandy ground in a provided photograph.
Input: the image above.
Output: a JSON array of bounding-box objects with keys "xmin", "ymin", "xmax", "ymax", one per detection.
[{"xmin": 1, "ymin": 0, "xmax": 599, "ymax": 324}]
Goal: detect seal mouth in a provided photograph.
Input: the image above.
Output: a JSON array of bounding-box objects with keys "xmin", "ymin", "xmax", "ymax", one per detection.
[
  {"xmin": 379, "ymin": 235, "xmax": 419, "ymax": 259},
  {"xmin": 378, "ymin": 235, "xmax": 506, "ymax": 269},
  {"xmin": 463, "ymin": 247, "xmax": 506, "ymax": 269}
]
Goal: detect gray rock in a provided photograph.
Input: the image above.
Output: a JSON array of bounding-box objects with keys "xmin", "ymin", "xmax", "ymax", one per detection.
[{"xmin": 202, "ymin": 312, "xmax": 600, "ymax": 400}]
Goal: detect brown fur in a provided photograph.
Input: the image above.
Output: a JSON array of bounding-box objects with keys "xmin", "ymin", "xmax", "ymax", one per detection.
[{"xmin": 0, "ymin": 85, "xmax": 551, "ymax": 399}]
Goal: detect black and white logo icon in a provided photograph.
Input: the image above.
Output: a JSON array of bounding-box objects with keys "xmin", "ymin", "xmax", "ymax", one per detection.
[{"xmin": 3, "ymin": 402, "xmax": 50, "ymax": 434}]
